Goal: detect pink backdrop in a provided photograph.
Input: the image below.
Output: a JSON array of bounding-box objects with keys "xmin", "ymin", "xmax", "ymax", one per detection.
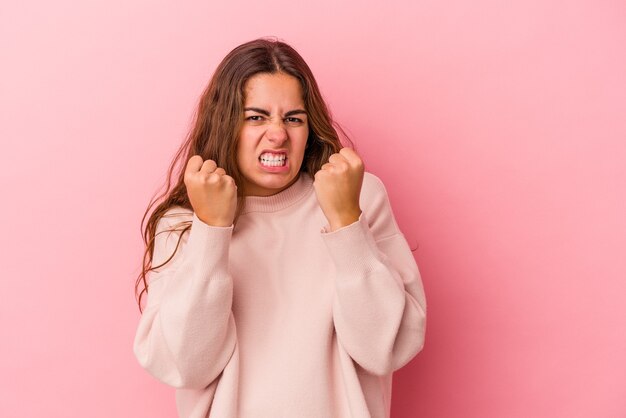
[{"xmin": 1, "ymin": 0, "xmax": 625, "ymax": 417}]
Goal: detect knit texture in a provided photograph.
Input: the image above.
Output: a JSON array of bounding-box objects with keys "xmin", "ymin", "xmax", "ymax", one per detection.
[{"xmin": 133, "ymin": 171, "xmax": 427, "ymax": 418}]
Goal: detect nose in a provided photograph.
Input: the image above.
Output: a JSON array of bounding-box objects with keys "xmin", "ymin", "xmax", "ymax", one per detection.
[{"xmin": 265, "ymin": 118, "xmax": 288, "ymax": 144}]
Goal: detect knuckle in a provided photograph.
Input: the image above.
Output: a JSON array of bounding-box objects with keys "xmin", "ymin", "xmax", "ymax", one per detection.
[{"xmin": 225, "ymin": 175, "xmax": 235, "ymax": 183}]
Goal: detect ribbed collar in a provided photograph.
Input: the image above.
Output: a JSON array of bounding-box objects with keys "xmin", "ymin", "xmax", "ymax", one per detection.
[{"xmin": 241, "ymin": 172, "xmax": 314, "ymax": 214}]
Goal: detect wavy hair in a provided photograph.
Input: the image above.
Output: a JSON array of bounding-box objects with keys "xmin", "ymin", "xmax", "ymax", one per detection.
[{"xmin": 134, "ymin": 37, "xmax": 353, "ymax": 313}]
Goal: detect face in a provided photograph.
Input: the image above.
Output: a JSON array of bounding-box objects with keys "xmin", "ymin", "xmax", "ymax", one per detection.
[{"xmin": 237, "ymin": 72, "xmax": 309, "ymax": 197}]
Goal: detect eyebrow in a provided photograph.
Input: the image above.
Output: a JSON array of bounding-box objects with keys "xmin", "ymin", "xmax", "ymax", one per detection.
[{"xmin": 244, "ymin": 107, "xmax": 307, "ymax": 117}]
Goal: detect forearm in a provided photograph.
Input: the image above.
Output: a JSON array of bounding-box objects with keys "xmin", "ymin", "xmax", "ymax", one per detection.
[
  {"xmin": 322, "ymin": 213, "xmax": 427, "ymax": 376},
  {"xmin": 133, "ymin": 213, "xmax": 238, "ymax": 389}
]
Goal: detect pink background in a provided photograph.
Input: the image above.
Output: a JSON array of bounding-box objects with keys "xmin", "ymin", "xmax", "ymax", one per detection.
[{"xmin": 1, "ymin": 0, "xmax": 625, "ymax": 417}]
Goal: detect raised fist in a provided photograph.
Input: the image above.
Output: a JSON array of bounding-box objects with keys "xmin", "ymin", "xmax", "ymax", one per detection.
[
  {"xmin": 313, "ymin": 147, "xmax": 364, "ymax": 231},
  {"xmin": 184, "ymin": 155, "xmax": 238, "ymax": 227}
]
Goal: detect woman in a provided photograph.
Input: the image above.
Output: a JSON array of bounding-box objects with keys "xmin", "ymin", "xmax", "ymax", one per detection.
[{"xmin": 133, "ymin": 37, "xmax": 427, "ymax": 418}]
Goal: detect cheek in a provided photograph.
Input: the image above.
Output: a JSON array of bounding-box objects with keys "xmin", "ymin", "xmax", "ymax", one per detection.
[
  {"xmin": 239, "ymin": 127, "xmax": 263, "ymax": 146},
  {"xmin": 299, "ymin": 130, "xmax": 310, "ymax": 156},
  {"xmin": 291, "ymin": 128, "xmax": 309, "ymax": 150},
  {"xmin": 235, "ymin": 141, "xmax": 251, "ymax": 170},
  {"xmin": 237, "ymin": 131, "xmax": 255, "ymax": 155}
]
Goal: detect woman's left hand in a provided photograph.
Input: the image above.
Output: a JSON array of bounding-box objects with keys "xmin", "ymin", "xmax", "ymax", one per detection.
[{"xmin": 313, "ymin": 147, "xmax": 364, "ymax": 232}]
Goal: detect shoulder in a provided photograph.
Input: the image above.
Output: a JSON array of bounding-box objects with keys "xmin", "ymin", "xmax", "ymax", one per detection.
[
  {"xmin": 360, "ymin": 171, "xmax": 390, "ymax": 209},
  {"xmin": 362, "ymin": 171, "xmax": 387, "ymax": 191},
  {"xmin": 155, "ymin": 206, "xmax": 194, "ymax": 235},
  {"xmin": 151, "ymin": 206, "xmax": 194, "ymax": 274},
  {"xmin": 359, "ymin": 171, "xmax": 402, "ymax": 239}
]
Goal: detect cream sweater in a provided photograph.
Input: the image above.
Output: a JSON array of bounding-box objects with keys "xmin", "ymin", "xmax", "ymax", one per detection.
[{"xmin": 133, "ymin": 171, "xmax": 427, "ymax": 418}]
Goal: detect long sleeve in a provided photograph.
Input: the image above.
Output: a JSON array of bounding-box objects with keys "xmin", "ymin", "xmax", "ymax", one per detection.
[
  {"xmin": 320, "ymin": 175, "xmax": 427, "ymax": 377},
  {"xmin": 133, "ymin": 210, "xmax": 238, "ymax": 390}
]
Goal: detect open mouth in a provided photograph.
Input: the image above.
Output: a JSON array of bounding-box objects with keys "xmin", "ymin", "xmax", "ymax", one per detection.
[{"xmin": 258, "ymin": 152, "xmax": 287, "ymax": 167}]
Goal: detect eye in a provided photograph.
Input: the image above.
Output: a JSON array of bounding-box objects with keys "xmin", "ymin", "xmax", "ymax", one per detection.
[
  {"xmin": 285, "ymin": 117, "xmax": 304, "ymax": 124},
  {"xmin": 246, "ymin": 115, "xmax": 263, "ymax": 121}
]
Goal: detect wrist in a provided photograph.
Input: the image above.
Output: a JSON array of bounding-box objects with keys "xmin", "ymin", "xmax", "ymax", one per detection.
[
  {"xmin": 327, "ymin": 208, "xmax": 362, "ymax": 232},
  {"xmin": 197, "ymin": 214, "xmax": 233, "ymax": 228}
]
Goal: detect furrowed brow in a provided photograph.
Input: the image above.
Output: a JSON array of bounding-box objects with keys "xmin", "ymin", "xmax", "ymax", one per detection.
[
  {"xmin": 244, "ymin": 107, "xmax": 307, "ymax": 117},
  {"xmin": 244, "ymin": 107, "xmax": 271, "ymax": 116},
  {"xmin": 284, "ymin": 109, "xmax": 307, "ymax": 117}
]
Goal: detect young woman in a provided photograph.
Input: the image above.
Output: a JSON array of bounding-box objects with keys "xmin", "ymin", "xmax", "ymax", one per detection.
[{"xmin": 133, "ymin": 37, "xmax": 427, "ymax": 418}]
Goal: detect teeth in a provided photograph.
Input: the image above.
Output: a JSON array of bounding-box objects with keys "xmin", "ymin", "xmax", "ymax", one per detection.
[
  {"xmin": 260, "ymin": 158, "xmax": 286, "ymax": 167},
  {"xmin": 260, "ymin": 153, "xmax": 286, "ymax": 160},
  {"xmin": 259, "ymin": 153, "xmax": 286, "ymax": 167},
  {"xmin": 259, "ymin": 152, "xmax": 287, "ymax": 167}
]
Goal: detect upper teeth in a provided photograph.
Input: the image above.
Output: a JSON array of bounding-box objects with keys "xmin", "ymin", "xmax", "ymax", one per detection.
[{"xmin": 260, "ymin": 153, "xmax": 286, "ymax": 161}]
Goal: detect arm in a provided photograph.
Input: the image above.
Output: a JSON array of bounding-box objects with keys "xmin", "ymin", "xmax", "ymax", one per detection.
[
  {"xmin": 321, "ymin": 176, "xmax": 427, "ymax": 376},
  {"xmin": 133, "ymin": 210, "xmax": 237, "ymax": 389}
]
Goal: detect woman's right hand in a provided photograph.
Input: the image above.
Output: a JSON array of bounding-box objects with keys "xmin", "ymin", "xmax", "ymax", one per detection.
[{"xmin": 184, "ymin": 155, "xmax": 238, "ymax": 227}]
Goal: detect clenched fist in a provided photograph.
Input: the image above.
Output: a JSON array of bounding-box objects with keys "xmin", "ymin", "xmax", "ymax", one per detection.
[
  {"xmin": 184, "ymin": 155, "xmax": 237, "ymax": 227},
  {"xmin": 313, "ymin": 147, "xmax": 364, "ymax": 232}
]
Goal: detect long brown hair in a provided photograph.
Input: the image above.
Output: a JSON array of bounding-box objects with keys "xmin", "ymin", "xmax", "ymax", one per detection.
[{"xmin": 134, "ymin": 37, "xmax": 354, "ymax": 313}]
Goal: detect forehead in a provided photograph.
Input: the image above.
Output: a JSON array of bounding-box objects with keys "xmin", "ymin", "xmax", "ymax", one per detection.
[{"xmin": 243, "ymin": 72, "xmax": 304, "ymax": 106}]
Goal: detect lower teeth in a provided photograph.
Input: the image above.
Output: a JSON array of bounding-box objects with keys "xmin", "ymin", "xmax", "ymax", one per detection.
[{"xmin": 260, "ymin": 160, "xmax": 285, "ymax": 167}]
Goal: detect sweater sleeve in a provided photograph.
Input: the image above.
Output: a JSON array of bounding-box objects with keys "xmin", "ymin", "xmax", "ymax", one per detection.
[
  {"xmin": 320, "ymin": 175, "xmax": 427, "ymax": 376},
  {"xmin": 132, "ymin": 210, "xmax": 237, "ymax": 389}
]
